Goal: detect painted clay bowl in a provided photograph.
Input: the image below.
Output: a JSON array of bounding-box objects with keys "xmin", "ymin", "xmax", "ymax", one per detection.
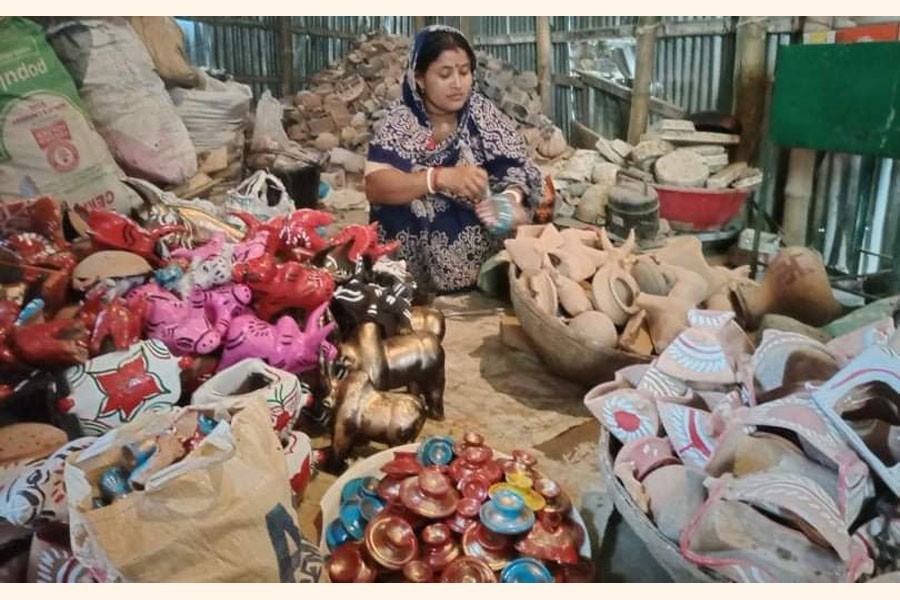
[
  {"xmin": 341, "ymin": 476, "xmax": 380, "ymax": 504},
  {"xmin": 326, "ymin": 519, "xmax": 353, "ymax": 551},
  {"xmin": 338, "ymin": 501, "xmax": 369, "ymax": 540},
  {"xmin": 446, "ymin": 497, "xmax": 483, "ymax": 534},
  {"xmin": 596, "ymin": 389, "xmax": 660, "ymax": 443},
  {"xmin": 381, "ymin": 451, "xmax": 422, "ymax": 477},
  {"xmin": 499, "ymin": 557, "xmax": 554, "ymax": 583},
  {"xmin": 614, "ymin": 436, "xmax": 680, "ymax": 481},
  {"xmin": 364, "ymin": 513, "xmax": 418, "ymax": 570},
  {"xmin": 417, "ymin": 436, "xmax": 455, "ymax": 466},
  {"xmin": 453, "ymin": 432, "xmax": 490, "ymax": 458},
  {"xmin": 376, "ymin": 476, "xmax": 404, "ymax": 503},
  {"xmin": 459, "ymin": 472, "xmax": 491, "ymax": 502},
  {"xmin": 533, "ymin": 478, "xmax": 572, "ymax": 516},
  {"xmin": 420, "ymin": 523, "xmax": 461, "ymax": 572},
  {"xmin": 440, "ymin": 556, "xmax": 498, "ymax": 583},
  {"xmin": 326, "ymin": 541, "xmax": 377, "ymax": 583},
  {"xmin": 461, "ymin": 522, "xmax": 516, "ymax": 571},
  {"xmin": 488, "ymin": 482, "xmax": 546, "ymax": 512},
  {"xmin": 402, "ymin": 560, "xmax": 434, "ymax": 583},
  {"xmin": 515, "ymin": 518, "xmax": 580, "ymax": 565},
  {"xmin": 480, "ymin": 489, "xmax": 535, "ymax": 535},
  {"xmin": 400, "ymin": 469, "xmax": 459, "ymax": 518}
]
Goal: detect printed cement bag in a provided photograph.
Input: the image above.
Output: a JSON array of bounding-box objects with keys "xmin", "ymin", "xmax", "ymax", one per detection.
[
  {"xmin": 65, "ymin": 399, "xmax": 323, "ymax": 583},
  {"xmin": 47, "ymin": 18, "xmax": 197, "ymax": 186},
  {"xmin": 0, "ymin": 18, "xmax": 141, "ymax": 212}
]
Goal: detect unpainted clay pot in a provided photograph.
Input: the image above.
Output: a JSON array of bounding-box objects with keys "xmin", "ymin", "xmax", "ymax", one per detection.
[
  {"xmin": 635, "ymin": 293, "xmax": 694, "ymax": 353},
  {"xmin": 526, "ymin": 270, "xmax": 558, "ymax": 316},
  {"xmin": 631, "ymin": 255, "xmax": 671, "ymax": 296},
  {"xmin": 730, "ymin": 246, "xmax": 843, "ymax": 329},
  {"xmin": 548, "ymin": 240, "xmax": 598, "ymax": 282},
  {"xmin": 618, "ymin": 310, "xmax": 654, "ymax": 356},
  {"xmin": 537, "ymin": 223, "xmax": 565, "ymax": 251},
  {"xmin": 704, "ymin": 292, "xmax": 733, "ymax": 312},
  {"xmin": 591, "ymin": 264, "xmax": 640, "ymax": 326},
  {"xmin": 568, "ymin": 311, "xmax": 618, "ymax": 348},
  {"xmin": 662, "ymin": 265, "xmax": 710, "ymax": 307},
  {"xmin": 654, "ymin": 236, "xmax": 724, "ymax": 297},
  {"xmin": 504, "ymin": 238, "xmax": 546, "ymax": 272},
  {"xmin": 551, "ymin": 270, "xmax": 592, "ymax": 317},
  {"xmin": 614, "ymin": 436, "xmax": 679, "ymax": 482},
  {"xmin": 643, "ymin": 464, "xmax": 706, "ymax": 543}
]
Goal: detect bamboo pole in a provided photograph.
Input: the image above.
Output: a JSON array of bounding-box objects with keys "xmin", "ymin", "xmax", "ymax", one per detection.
[
  {"xmin": 626, "ymin": 16, "xmax": 661, "ymax": 145},
  {"xmin": 278, "ymin": 17, "xmax": 293, "ymax": 97},
  {"xmin": 414, "ymin": 16, "xmax": 426, "ymax": 32},
  {"xmin": 536, "ymin": 16, "xmax": 552, "ymax": 116},
  {"xmin": 733, "ymin": 17, "xmax": 768, "ymax": 163}
]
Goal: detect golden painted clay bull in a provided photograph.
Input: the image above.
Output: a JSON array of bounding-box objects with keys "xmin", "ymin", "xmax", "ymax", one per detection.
[
  {"xmin": 339, "ymin": 321, "xmax": 445, "ymax": 420},
  {"xmin": 324, "ymin": 365, "xmax": 425, "ymax": 471}
]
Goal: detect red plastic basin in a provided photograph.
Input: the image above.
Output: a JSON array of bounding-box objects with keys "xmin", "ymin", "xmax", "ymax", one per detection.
[{"xmin": 654, "ymin": 185, "xmax": 749, "ymax": 231}]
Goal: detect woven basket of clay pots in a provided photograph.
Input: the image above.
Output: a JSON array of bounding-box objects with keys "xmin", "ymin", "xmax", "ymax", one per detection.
[
  {"xmin": 597, "ymin": 428, "xmax": 727, "ymax": 583},
  {"xmin": 508, "ymin": 265, "xmax": 650, "ymax": 388}
]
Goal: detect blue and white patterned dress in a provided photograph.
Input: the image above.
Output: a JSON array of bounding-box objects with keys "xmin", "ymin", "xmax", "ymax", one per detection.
[{"xmin": 366, "ymin": 26, "xmax": 543, "ymax": 294}]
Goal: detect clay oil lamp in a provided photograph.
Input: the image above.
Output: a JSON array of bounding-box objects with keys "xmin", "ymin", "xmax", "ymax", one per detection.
[
  {"xmin": 376, "ymin": 476, "xmax": 405, "ymax": 504},
  {"xmin": 439, "ymin": 556, "xmax": 498, "ymax": 583},
  {"xmin": 533, "ymin": 478, "xmax": 572, "ymax": 523},
  {"xmin": 461, "ymin": 522, "xmax": 517, "ymax": 571},
  {"xmin": 381, "ymin": 451, "xmax": 422, "ymax": 478},
  {"xmin": 458, "ymin": 472, "xmax": 491, "ymax": 503},
  {"xmin": 449, "ymin": 445, "xmax": 493, "ymax": 483},
  {"xmin": 400, "ymin": 467, "xmax": 459, "ymax": 519},
  {"xmin": 402, "ymin": 560, "xmax": 434, "ymax": 583},
  {"xmin": 364, "ymin": 513, "xmax": 419, "ymax": 571},
  {"xmin": 341, "ymin": 476, "xmax": 380, "ymax": 504},
  {"xmin": 499, "ymin": 557, "xmax": 554, "ymax": 583},
  {"xmin": 326, "ymin": 519, "xmax": 354, "ymax": 551},
  {"xmin": 453, "ymin": 431, "xmax": 486, "ymax": 456},
  {"xmin": 326, "ymin": 541, "xmax": 377, "ymax": 583},
  {"xmin": 98, "ymin": 467, "xmax": 132, "ymax": 505},
  {"xmin": 480, "ymin": 489, "xmax": 535, "ymax": 535},
  {"xmin": 339, "ymin": 494, "xmax": 384, "ymax": 540},
  {"xmin": 488, "ymin": 481, "xmax": 546, "ymax": 513},
  {"xmin": 446, "ymin": 497, "xmax": 482, "ymax": 535},
  {"xmin": 514, "ymin": 512, "xmax": 580, "ymax": 565},
  {"xmin": 504, "ymin": 449, "xmax": 539, "ymax": 479},
  {"xmin": 417, "ymin": 435, "xmax": 456, "ymax": 467},
  {"xmin": 420, "ymin": 522, "xmax": 460, "ymax": 572}
]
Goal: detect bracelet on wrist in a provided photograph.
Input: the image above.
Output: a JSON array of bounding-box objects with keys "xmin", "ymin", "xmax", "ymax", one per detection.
[{"xmin": 425, "ymin": 167, "xmax": 435, "ymax": 194}]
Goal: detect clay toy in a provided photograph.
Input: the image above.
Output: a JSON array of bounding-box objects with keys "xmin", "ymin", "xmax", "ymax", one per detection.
[{"xmin": 232, "ymin": 254, "xmax": 335, "ymax": 321}]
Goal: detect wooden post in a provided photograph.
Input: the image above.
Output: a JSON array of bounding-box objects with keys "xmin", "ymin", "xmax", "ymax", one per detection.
[
  {"xmin": 733, "ymin": 18, "xmax": 768, "ymax": 163},
  {"xmin": 536, "ymin": 16, "xmax": 552, "ymax": 116},
  {"xmin": 460, "ymin": 16, "xmax": 473, "ymax": 39},
  {"xmin": 279, "ymin": 17, "xmax": 293, "ymax": 97},
  {"xmin": 414, "ymin": 16, "xmax": 426, "ymax": 32},
  {"xmin": 626, "ymin": 16, "xmax": 660, "ymax": 145}
]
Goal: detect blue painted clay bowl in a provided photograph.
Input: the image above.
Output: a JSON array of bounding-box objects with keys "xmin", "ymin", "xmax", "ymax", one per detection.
[
  {"xmin": 417, "ymin": 436, "xmax": 455, "ymax": 466},
  {"xmin": 500, "ymin": 557, "xmax": 553, "ymax": 583},
  {"xmin": 326, "ymin": 519, "xmax": 353, "ymax": 551},
  {"xmin": 480, "ymin": 489, "xmax": 535, "ymax": 535}
]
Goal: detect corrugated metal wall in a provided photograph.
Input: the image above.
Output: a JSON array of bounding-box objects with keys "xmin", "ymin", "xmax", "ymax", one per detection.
[{"xmin": 174, "ymin": 16, "xmax": 899, "ymax": 284}]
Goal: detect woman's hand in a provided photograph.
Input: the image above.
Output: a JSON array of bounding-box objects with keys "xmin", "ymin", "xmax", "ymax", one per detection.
[
  {"xmin": 475, "ymin": 190, "xmax": 529, "ymax": 236},
  {"xmin": 437, "ymin": 166, "xmax": 489, "ymax": 201}
]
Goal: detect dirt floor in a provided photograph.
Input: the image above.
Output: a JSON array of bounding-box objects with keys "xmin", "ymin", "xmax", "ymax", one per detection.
[{"xmin": 298, "ymin": 194, "xmax": 615, "ymax": 563}]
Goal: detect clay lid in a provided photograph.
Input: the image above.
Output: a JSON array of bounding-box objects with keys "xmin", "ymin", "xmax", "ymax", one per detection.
[
  {"xmin": 514, "ymin": 518, "xmax": 580, "ymax": 565},
  {"xmin": 72, "ymin": 251, "xmax": 152, "ymax": 291},
  {"xmin": 339, "ymin": 499, "xmax": 373, "ymax": 540},
  {"xmin": 533, "ymin": 478, "xmax": 572, "ymax": 515},
  {"xmin": 461, "ymin": 523, "xmax": 515, "ymax": 571},
  {"xmin": 400, "ymin": 469, "xmax": 459, "ymax": 518},
  {"xmin": 340, "ymin": 476, "xmax": 380, "ymax": 504},
  {"xmin": 417, "ymin": 436, "xmax": 455, "ymax": 466},
  {"xmin": 479, "ymin": 489, "xmax": 535, "ymax": 535},
  {"xmin": 364, "ymin": 513, "xmax": 418, "ymax": 570},
  {"xmin": 499, "ymin": 557, "xmax": 554, "ymax": 583},
  {"xmin": 452, "ymin": 431, "xmax": 486, "ymax": 456},
  {"xmin": 446, "ymin": 513, "xmax": 478, "ymax": 536},
  {"xmin": 380, "ymin": 451, "xmax": 422, "ymax": 477},
  {"xmin": 327, "ymin": 542, "xmax": 377, "ymax": 583},
  {"xmin": 0, "ymin": 423, "xmax": 67, "ymax": 466},
  {"xmin": 402, "ymin": 560, "xmax": 434, "ymax": 583},
  {"xmin": 440, "ymin": 556, "xmax": 498, "ymax": 583}
]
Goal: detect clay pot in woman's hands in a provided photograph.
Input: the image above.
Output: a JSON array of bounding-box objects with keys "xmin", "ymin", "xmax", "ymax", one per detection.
[
  {"xmin": 591, "ymin": 263, "xmax": 640, "ymax": 326},
  {"xmin": 730, "ymin": 247, "xmax": 843, "ymax": 329}
]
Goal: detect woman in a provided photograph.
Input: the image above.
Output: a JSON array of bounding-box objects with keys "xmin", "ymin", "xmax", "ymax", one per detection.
[{"xmin": 365, "ymin": 25, "xmax": 543, "ymax": 294}]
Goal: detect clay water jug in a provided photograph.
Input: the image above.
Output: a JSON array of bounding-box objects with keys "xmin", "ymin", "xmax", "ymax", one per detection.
[{"xmin": 730, "ymin": 246, "xmax": 843, "ymax": 329}]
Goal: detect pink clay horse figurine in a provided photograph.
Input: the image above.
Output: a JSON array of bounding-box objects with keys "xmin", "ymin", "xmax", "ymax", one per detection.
[{"xmin": 218, "ymin": 302, "xmax": 337, "ymax": 373}]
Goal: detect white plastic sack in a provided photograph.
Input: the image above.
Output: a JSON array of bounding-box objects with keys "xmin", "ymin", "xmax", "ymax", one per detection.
[
  {"xmin": 47, "ymin": 18, "xmax": 197, "ymax": 186},
  {"xmin": 169, "ymin": 71, "xmax": 252, "ymax": 152},
  {"xmin": 224, "ymin": 170, "xmax": 294, "ymax": 222},
  {"xmin": 0, "ymin": 17, "xmax": 142, "ymax": 212},
  {"xmin": 251, "ymin": 90, "xmax": 292, "ymax": 153}
]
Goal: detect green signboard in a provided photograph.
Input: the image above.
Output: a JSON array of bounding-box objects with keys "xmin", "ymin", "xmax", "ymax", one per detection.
[{"xmin": 770, "ymin": 42, "xmax": 900, "ymax": 158}]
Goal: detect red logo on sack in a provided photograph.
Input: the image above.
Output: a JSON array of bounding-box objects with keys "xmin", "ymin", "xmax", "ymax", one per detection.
[{"xmin": 31, "ymin": 120, "xmax": 80, "ymax": 173}]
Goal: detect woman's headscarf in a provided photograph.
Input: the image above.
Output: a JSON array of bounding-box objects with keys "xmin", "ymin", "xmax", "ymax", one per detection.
[{"xmin": 368, "ymin": 25, "xmax": 543, "ymax": 207}]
